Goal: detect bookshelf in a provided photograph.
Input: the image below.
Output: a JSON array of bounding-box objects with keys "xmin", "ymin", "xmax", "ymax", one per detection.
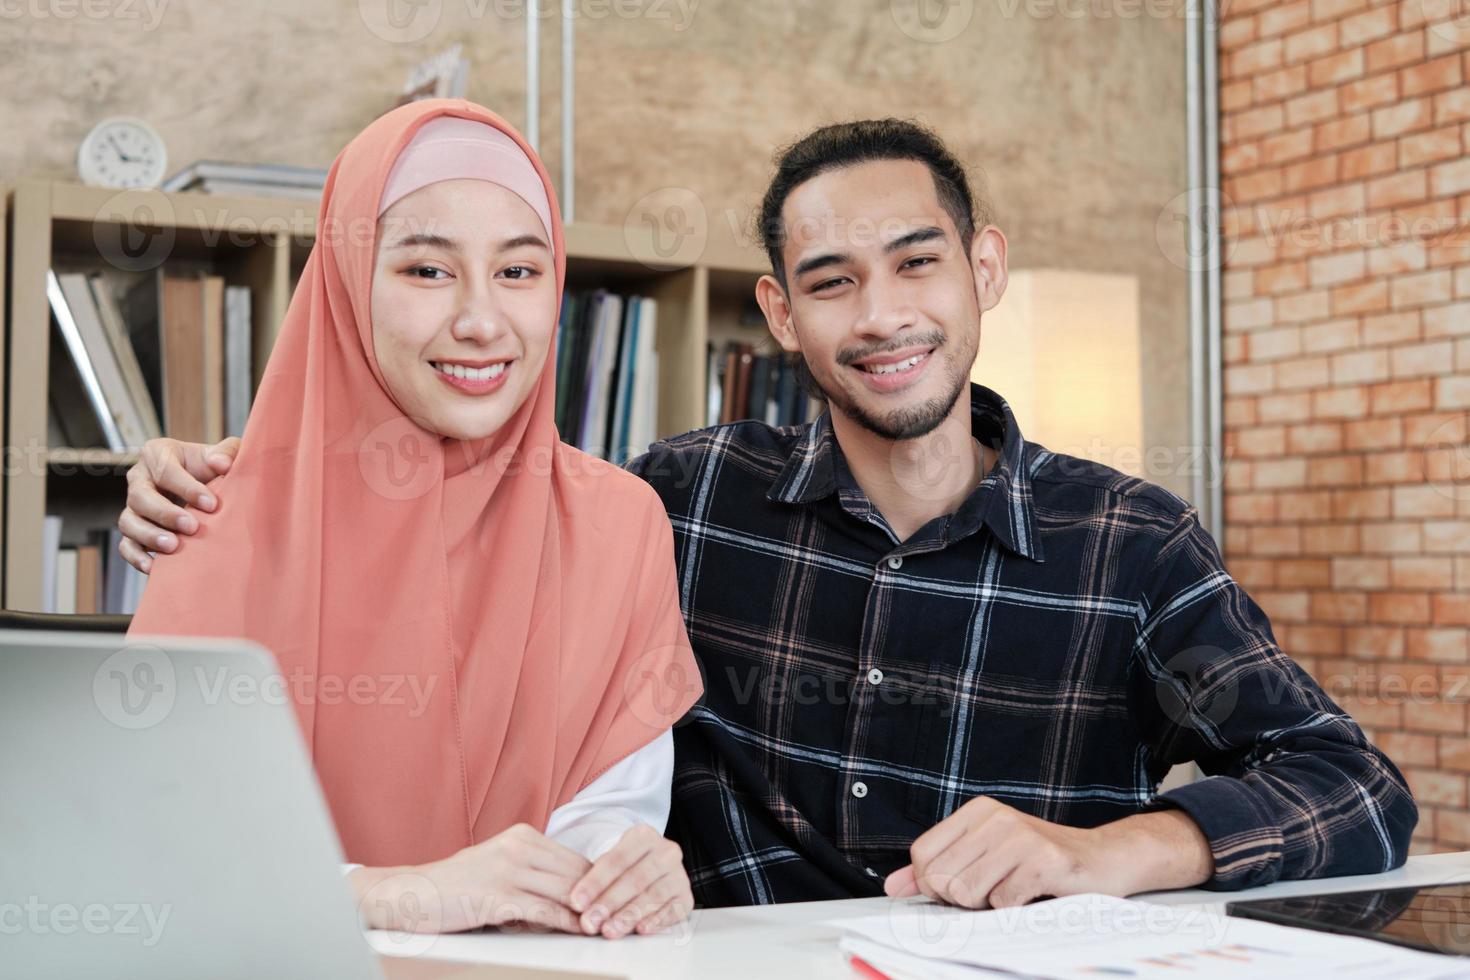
[{"xmin": 2, "ymin": 180, "xmax": 768, "ymax": 612}]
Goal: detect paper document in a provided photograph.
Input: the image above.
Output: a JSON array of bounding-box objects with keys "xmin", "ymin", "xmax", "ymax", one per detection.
[{"xmin": 827, "ymin": 894, "xmax": 1470, "ymax": 979}]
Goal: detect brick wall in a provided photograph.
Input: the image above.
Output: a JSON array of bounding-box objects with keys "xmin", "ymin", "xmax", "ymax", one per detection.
[{"xmin": 1218, "ymin": 0, "xmax": 1470, "ymax": 853}]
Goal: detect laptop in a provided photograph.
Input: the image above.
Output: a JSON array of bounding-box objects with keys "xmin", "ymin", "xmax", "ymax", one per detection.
[{"xmin": 0, "ymin": 629, "xmax": 385, "ymax": 980}]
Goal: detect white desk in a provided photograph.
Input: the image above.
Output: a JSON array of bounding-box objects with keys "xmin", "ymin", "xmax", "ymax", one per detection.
[{"xmin": 368, "ymin": 851, "xmax": 1470, "ymax": 978}]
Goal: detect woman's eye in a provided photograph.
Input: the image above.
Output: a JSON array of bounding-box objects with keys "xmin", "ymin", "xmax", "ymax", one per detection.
[
  {"xmin": 501, "ymin": 265, "xmax": 540, "ymax": 281},
  {"xmin": 407, "ymin": 265, "xmax": 448, "ymax": 280}
]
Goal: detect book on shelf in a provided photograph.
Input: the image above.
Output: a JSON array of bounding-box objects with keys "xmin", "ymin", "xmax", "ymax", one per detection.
[
  {"xmin": 39, "ymin": 516, "xmax": 147, "ymax": 614},
  {"xmin": 711, "ymin": 341, "xmax": 815, "ymax": 430},
  {"xmin": 47, "ymin": 271, "xmax": 156, "ymax": 451},
  {"xmin": 553, "ymin": 289, "xmax": 660, "ymax": 464},
  {"xmin": 224, "ymin": 285, "xmax": 254, "ymax": 437},
  {"xmin": 161, "ymin": 160, "xmax": 327, "ymax": 200},
  {"xmin": 49, "ymin": 267, "xmax": 254, "ymax": 454}
]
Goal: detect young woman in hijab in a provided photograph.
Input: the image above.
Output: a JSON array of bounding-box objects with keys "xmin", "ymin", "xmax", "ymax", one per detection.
[{"xmin": 126, "ymin": 99, "xmax": 702, "ymax": 940}]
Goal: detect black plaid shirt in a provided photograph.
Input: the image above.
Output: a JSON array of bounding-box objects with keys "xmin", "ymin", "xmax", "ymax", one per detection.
[{"xmin": 626, "ymin": 384, "xmax": 1415, "ymax": 908}]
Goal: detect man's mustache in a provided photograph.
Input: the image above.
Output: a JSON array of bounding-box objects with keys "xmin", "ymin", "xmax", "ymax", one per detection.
[{"xmin": 835, "ymin": 331, "xmax": 947, "ymax": 367}]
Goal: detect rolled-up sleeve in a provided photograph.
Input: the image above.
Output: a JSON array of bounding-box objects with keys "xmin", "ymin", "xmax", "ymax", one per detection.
[{"xmin": 1131, "ymin": 508, "xmax": 1417, "ymax": 890}]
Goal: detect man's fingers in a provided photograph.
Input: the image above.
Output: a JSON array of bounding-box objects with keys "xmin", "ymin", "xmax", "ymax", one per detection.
[
  {"xmin": 201, "ymin": 437, "xmax": 241, "ymax": 477},
  {"xmin": 945, "ymin": 841, "xmax": 1028, "ymax": 910},
  {"xmin": 118, "ymin": 506, "xmax": 180, "ymax": 554},
  {"xmin": 142, "ymin": 446, "xmax": 218, "ymax": 513},
  {"xmin": 116, "ymin": 534, "xmax": 153, "ymax": 574},
  {"xmin": 884, "ymin": 864, "xmax": 920, "ymax": 898},
  {"xmin": 918, "ymin": 831, "xmax": 988, "ymax": 906}
]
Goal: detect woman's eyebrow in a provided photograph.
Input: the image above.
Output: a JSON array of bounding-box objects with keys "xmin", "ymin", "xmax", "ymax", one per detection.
[
  {"xmin": 499, "ymin": 233, "xmax": 550, "ymax": 251},
  {"xmin": 387, "ymin": 232, "xmax": 457, "ymax": 250}
]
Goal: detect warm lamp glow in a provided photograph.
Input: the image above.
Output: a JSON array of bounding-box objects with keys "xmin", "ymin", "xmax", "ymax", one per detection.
[{"xmin": 970, "ymin": 270, "xmax": 1144, "ymax": 476}]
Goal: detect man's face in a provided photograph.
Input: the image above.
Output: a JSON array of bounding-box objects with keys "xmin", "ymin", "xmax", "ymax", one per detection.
[{"xmin": 763, "ymin": 159, "xmax": 989, "ymax": 441}]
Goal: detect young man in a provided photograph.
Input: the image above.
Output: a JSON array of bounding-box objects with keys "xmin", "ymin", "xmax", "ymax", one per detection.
[{"xmin": 116, "ymin": 119, "xmax": 1415, "ymax": 911}]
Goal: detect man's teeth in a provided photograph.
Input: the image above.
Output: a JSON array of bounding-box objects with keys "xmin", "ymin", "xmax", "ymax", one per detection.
[
  {"xmin": 433, "ymin": 361, "xmax": 507, "ymax": 381},
  {"xmin": 861, "ymin": 353, "xmax": 926, "ymax": 375}
]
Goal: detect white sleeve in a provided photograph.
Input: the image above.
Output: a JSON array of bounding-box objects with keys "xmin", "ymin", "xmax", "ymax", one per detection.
[{"xmin": 543, "ymin": 729, "xmax": 673, "ymax": 862}]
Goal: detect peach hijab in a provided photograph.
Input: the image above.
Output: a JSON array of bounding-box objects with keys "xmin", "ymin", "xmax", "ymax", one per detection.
[{"xmin": 129, "ymin": 99, "xmax": 702, "ymax": 867}]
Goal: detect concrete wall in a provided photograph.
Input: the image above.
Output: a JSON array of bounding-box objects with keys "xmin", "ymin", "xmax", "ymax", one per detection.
[{"xmin": 1, "ymin": 0, "xmax": 1192, "ymax": 493}]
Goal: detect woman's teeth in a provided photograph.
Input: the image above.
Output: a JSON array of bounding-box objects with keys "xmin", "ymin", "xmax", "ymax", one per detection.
[
  {"xmin": 861, "ymin": 353, "xmax": 927, "ymax": 375},
  {"xmin": 432, "ymin": 361, "xmax": 507, "ymax": 381}
]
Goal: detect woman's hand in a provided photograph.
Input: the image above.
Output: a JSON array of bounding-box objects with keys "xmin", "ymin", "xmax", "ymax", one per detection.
[
  {"xmin": 118, "ymin": 437, "xmax": 240, "ymax": 572},
  {"xmin": 568, "ymin": 824, "xmax": 693, "ymax": 938},
  {"xmin": 352, "ymin": 823, "xmax": 592, "ymax": 935}
]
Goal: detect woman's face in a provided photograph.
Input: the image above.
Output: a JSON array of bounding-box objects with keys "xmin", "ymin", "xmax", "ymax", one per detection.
[{"xmin": 371, "ymin": 178, "xmax": 557, "ymax": 441}]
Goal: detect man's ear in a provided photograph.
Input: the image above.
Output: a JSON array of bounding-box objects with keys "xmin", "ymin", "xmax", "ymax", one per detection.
[
  {"xmin": 755, "ymin": 274, "xmax": 802, "ymax": 354},
  {"xmin": 969, "ymin": 226, "xmax": 1009, "ymax": 314}
]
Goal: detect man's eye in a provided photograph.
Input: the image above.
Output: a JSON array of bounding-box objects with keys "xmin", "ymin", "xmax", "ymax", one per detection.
[
  {"xmin": 812, "ymin": 277, "xmax": 848, "ymax": 292},
  {"xmin": 902, "ymin": 256, "xmax": 936, "ymax": 269}
]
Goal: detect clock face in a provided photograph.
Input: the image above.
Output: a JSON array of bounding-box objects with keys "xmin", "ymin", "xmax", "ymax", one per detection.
[{"xmin": 77, "ymin": 117, "xmax": 168, "ymax": 190}]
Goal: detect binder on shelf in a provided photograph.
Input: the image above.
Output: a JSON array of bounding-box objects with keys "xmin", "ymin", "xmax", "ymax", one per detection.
[
  {"xmin": 47, "ymin": 271, "xmax": 130, "ymax": 451},
  {"xmin": 87, "ymin": 273, "xmax": 164, "ymax": 441},
  {"xmin": 224, "ymin": 285, "xmax": 254, "ymax": 437}
]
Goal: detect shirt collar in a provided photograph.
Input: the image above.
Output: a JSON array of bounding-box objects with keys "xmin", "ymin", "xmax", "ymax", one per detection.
[{"xmin": 766, "ymin": 383, "xmax": 1045, "ymax": 562}]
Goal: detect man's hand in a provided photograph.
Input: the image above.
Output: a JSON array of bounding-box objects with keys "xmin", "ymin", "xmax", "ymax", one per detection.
[
  {"xmin": 884, "ymin": 797, "xmax": 1213, "ymax": 909},
  {"xmin": 353, "ymin": 823, "xmax": 591, "ymax": 935},
  {"xmin": 118, "ymin": 437, "xmax": 240, "ymax": 572},
  {"xmin": 568, "ymin": 824, "xmax": 692, "ymax": 939}
]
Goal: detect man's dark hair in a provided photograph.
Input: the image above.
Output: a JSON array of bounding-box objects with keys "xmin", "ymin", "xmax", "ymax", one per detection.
[{"xmin": 756, "ymin": 118, "xmax": 990, "ymax": 289}]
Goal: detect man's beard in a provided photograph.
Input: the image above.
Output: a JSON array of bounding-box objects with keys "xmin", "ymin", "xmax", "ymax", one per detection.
[{"xmin": 795, "ymin": 341, "xmax": 970, "ymax": 442}]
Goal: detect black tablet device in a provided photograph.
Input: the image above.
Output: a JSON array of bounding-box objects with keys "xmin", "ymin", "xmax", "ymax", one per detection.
[{"xmin": 1227, "ymin": 883, "xmax": 1470, "ymax": 957}]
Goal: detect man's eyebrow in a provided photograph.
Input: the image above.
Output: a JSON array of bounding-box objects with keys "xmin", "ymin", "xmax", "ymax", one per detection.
[
  {"xmin": 884, "ymin": 226, "xmax": 946, "ymax": 253},
  {"xmin": 791, "ymin": 226, "xmax": 948, "ymax": 278},
  {"xmin": 792, "ymin": 251, "xmax": 851, "ymax": 279},
  {"xmin": 387, "ymin": 232, "xmax": 457, "ymax": 250}
]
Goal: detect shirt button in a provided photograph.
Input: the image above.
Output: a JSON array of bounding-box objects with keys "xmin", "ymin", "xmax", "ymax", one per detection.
[
  {"xmin": 851, "ymin": 781, "xmax": 868, "ymax": 799},
  {"xmin": 865, "ymin": 867, "xmax": 879, "ymax": 877},
  {"xmin": 867, "ymin": 668, "xmax": 884, "ymax": 686},
  {"xmin": 887, "ymin": 556, "xmax": 903, "ymax": 570}
]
